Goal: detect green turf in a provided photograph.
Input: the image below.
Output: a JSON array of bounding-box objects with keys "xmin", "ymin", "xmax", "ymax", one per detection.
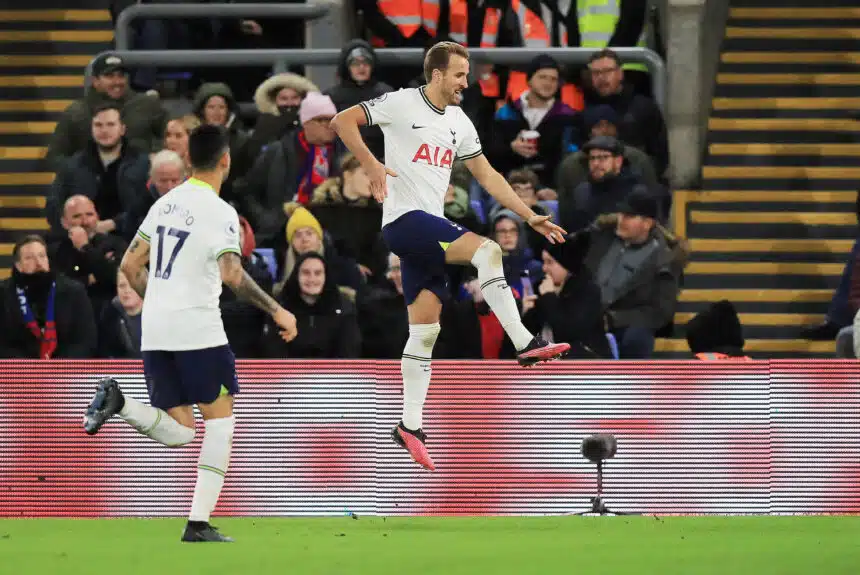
[{"xmin": 0, "ymin": 516, "xmax": 858, "ymax": 575}]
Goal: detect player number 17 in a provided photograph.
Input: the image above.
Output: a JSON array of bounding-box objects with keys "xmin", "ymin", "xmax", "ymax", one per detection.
[{"xmin": 153, "ymin": 225, "xmax": 190, "ymax": 280}]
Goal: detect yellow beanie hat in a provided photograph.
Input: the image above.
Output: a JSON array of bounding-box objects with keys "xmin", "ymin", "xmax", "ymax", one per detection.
[{"xmin": 285, "ymin": 204, "xmax": 323, "ymax": 245}]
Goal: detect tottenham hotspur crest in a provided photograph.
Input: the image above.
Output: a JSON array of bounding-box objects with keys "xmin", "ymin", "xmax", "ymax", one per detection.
[{"xmin": 450, "ymin": 129, "xmax": 456, "ymax": 145}]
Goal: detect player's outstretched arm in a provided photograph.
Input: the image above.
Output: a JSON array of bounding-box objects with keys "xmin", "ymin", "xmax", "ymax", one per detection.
[
  {"xmin": 331, "ymin": 106, "xmax": 397, "ymax": 203},
  {"xmin": 463, "ymin": 154, "xmax": 567, "ymax": 244},
  {"xmin": 217, "ymin": 252, "xmax": 298, "ymax": 341},
  {"xmin": 120, "ymin": 235, "xmax": 151, "ymax": 298}
]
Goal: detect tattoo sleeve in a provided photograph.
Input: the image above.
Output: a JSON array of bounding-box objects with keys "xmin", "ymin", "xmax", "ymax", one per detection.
[
  {"xmin": 129, "ymin": 266, "xmax": 148, "ymax": 299},
  {"xmin": 218, "ymin": 252, "xmax": 279, "ymax": 314},
  {"xmin": 123, "ymin": 237, "xmax": 149, "ymax": 298}
]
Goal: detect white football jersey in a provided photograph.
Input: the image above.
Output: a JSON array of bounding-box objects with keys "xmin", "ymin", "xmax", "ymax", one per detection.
[
  {"xmin": 360, "ymin": 87, "xmax": 483, "ymax": 227},
  {"xmin": 136, "ymin": 177, "xmax": 241, "ymax": 351}
]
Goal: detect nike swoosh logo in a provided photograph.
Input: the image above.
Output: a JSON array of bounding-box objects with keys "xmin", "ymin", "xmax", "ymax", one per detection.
[{"xmin": 412, "ymin": 124, "xmax": 425, "ymax": 129}]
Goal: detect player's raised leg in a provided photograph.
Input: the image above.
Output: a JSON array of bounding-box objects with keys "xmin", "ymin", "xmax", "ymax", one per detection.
[
  {"xmin": 391, "ymin": 289, "xmax": 442, "ymax": 471},
  {"xmin": 84, "ymin": 376, "xmax": 196, "ymax": 447},
  {"xmin": 445, "ymin": 232, "xmax": 570, "ymax": 366}
]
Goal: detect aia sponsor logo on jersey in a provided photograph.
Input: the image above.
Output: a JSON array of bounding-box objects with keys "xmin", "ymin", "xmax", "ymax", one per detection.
[{"xmin": 411, "ymin": 144, "xmax": 454, "ymax": 169}]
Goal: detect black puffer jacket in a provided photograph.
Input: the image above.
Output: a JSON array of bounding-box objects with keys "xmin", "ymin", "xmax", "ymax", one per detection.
[
  {"xmin": 324, "ymin": 39, "xmax": 393, "ymax": 161},
  {"xmin": 262, "ymin": 253, "xmax": 362, "ymax": 359}
]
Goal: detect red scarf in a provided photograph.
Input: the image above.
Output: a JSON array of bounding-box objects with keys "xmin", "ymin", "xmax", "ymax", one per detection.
[
  {"xmin": 296, "ymin": 130, "xmax": 332, "ymax": 205},
  {"xmin": 17, "ymin": 283, "xmax": 57, "ymax": 359}
]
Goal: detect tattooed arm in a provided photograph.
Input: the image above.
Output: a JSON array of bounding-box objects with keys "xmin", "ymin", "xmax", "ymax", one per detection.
[
  {"xmin": 120, "ymin": 236, "xmax": 151, "ymax": 299},
  {"xmin": 218, "ymin": 252, "xmax": 298, "ymax": 340}
]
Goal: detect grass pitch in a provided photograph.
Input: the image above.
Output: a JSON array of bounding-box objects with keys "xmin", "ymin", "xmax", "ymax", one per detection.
[{"xmin": 1, "ymin": 516, "xmax": 857, "ymax": 575}]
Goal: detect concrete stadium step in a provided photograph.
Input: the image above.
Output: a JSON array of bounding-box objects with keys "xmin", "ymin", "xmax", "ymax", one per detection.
[
  {"xmin": 0, "ymin": 8, "xmax": 112, "ymax": 274},
  {"xmin": 653, "ymin": 338, "xmax": 835, "ymax": 359},
  {"xmin": 690, "ymin": 4, "xmax": 858, "ymax": 357}
]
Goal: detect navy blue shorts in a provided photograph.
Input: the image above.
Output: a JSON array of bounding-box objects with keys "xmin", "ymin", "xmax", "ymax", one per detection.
[
  {"xmin": 382, "ymin": 210, "xmax": 468, "ymax": 304},
  {"xmin": 142, "ymin": 344, "xmax": 239, "ymax": 410}
]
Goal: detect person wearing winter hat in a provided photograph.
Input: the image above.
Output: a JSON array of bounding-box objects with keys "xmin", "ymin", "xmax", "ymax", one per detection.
[
  {"xmin": 243, "ymin": 73, "xmax": 320, "ymax": 170},
  {"xmin": 556, "ymin": 104, "xmax": 658, "ymax": 200},
  {"xmin": 325, "ymin": 39, "xmax": 393, "ymax": 162},
  {"xmin": 232, "ymin": 93, "xmax": 341, "ymax": 247},
  {"xmin": 488, "ymin": 54, "xmax": 578, "ymax": 191},
  {"xmin": 273, "ymin": 204, "xmax": 362, "ymax": 297}
]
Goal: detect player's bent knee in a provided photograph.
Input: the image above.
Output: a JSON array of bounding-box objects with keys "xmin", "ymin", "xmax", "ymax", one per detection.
[
  {"xmin": 165, "ymin": 423, "xmax": 196, "ymax": 448},
  {"xmin": 471, "ymin": 238, "xmax": 503, "ymax": 269}
]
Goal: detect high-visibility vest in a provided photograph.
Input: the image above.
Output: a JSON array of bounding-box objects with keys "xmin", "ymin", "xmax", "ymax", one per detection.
[
  {"xmin": 695, "ymin": 352, "xmax": 752, "ymax": 361},
  {"xmin": 421, "ymin": 0, "xmax": 468, "ymax": 44},
  {"xmin": 375, "ymin": 0, "xmax": 423, "ymax": 39},
  {"xmin": 506, "ymin": 0, "xmax": 583, "ymax": 110},
  {"xmin": 374, "ymin": 0, "xmax": 468, "ymax": 43},
  {"xmin": 577, "ymin": 0, "xmax": 648, "ymax": 73}
]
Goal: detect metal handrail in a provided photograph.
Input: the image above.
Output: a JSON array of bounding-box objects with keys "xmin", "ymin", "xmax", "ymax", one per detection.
[
  {"xmin": 86, "ymin": 47, "xmax": 668, "ymax": 112},
  {"xmin": 113, "ymin": 3, "xmax": 331, "ymax": 51}
]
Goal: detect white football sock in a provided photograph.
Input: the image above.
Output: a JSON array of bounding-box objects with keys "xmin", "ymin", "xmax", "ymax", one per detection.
[
  {"xmin": 120, "ymin": 395, "xmax": 195, "ymax": 447},
  {"xmin": 188, "ymin": 415, "xmax": 235, "ymax": 523},
  {"xmin": 471, "ymin": 239, "xmax": 534, "ymax": 351},
  {"xmin": 401, "ymin": 323, "xmax": 440, "ymax": 430}
]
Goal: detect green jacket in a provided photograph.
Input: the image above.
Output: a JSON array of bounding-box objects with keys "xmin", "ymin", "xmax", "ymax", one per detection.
[{"xmin": 47, "ymin": 88, "xmax": 167, "ymax": 171}]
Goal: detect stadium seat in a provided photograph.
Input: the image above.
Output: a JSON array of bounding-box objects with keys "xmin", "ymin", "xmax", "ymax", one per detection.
[
  {"xmin": 471, "ymin": 200, "xmax": 486, "ymax": 224},
  {"xmin": 606, "ymin": 333, "xmax": 620, "ymax": 359},
  {"xmin": 539, "ymin": 200, "xmax": 559, "ymax": 222},
  {"xmin": 255, "ymin": 248, "xmax": 278, "ymax": 280}
]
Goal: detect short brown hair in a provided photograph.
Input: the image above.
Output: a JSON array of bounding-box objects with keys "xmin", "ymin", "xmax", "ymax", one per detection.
[
  {"xmin": 588, "ymin": 48, "xmax": 622, "ymax": 67},
  {"xmin": 424, "ymin": 41, "xmax": 469, "ymax": 83},
  {"xmin": 13, "ymin": 234, "xmax": 46, "ymax": 262},
  {"xmin": 507, "ymin": 168, "xmax": 540, "ymax": 190}
]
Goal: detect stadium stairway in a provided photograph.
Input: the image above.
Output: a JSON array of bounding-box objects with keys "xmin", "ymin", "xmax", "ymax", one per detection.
[
  {"xmin": 0, "ymin": 9, "xmax": 113, "ymax": 279},
  {"xmin": 658, "ymin": 1, "xmax": 860, "ymax": 358}
]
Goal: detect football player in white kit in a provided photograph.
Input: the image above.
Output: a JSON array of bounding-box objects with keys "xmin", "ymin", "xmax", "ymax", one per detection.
[
  {"xmin": 83, "ymin": 125, "xmax": 298, "ymax": 542},
  {"xmin": 331, "ymin": 41, "xmax": 570, "ymax": 471}
]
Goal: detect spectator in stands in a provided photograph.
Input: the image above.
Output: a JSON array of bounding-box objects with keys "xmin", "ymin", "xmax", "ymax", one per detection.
[
  {"xmin": 220, "ymin": 217, "xmax": 273, "ymax": 358},
  {"xmin": 488, "ymin": 54, "xmax": 577, "ymax": 190},
  {"xmin": 556, "ymin": 104, "xmax": 658, "ymax": 195},
  {"xmin": 262, "ymin": 253, "xmax": 361, "ymax": 359},
  {"xmin": 491, "ymin": 209, "xmax": 543, "ymax": 298},
  {"xmin": 356, "ymin": 252, "xmax": 409, "ymax": 358},
  {"xmin": 0, "ymin": 235, "xmax": 97, "ymax": 359},
  {"xmin": 124, "ymin": 150, "xmax": 186, "ymax": 243},
  {"xmin": 192, "ymin": 83, "xmax": 249, "ymax": 181},
  {"xmin": 686, "ymin": 300, "xmax": 750, "ymax": 360},
  {"xmin": 489, "ymin": 168, "xmax": 551, "ymax": 225},
  {"xmin": 325, "ymin": 39, "xmax": 393, "ymax": 161},
  {"xmin": 584, "ymin": 190, "xmax": 688, "ymax": 358},
  {"xmin": 48, "ymin": 195, "xmax": 127, "ymax": 320},
  {"xmin": 558, "ymin": 136, "xmax": 641, "ymax": 233},
  {"xmin": 47, "ymin": 104, "xmax": 150, "ymax": 239},
  {"xmin": 309, "ymin": 154, "xmax": 387, "ymax": 281},
  {"xmin": 246, "ymin": 73, "xmax": 319, "ymax": 170},
  {"xmin": 163, "ymin": 114, "xmax": 200, "ymax": 170},
  {"xmin": 98, "ymin": 269, "xmax": 143, "ymax": 359},
  {"xmin": 273, "ymin": 205, "xmax": 362, "ymax": 297},
  {"xmin": 47, "ymin": 53, "xmax": 166, "ymax": 170},
  {"xmin": 234, "ymin": 92, "xmax": 340, "ymax": 246},
  {"xmin": 521, "ymin": 231, "xmax": 611, "ymax": 359},
  {"xmin": 584, "ymin": 49, "xmax": 669, "ymax": 180},
  {"xmin": 445, "ymin": 161, "xmax": 484, "ymax": 235}
]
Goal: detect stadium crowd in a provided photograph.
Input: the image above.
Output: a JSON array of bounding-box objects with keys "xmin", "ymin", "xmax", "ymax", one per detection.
[{"xmin": 0, "ymin": 1, "xmax": 707, "ymax": 361}]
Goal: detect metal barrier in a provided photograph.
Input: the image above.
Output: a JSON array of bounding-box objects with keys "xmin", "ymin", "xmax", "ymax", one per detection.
[
  {"xmin": 113, "ymin": 3, "xmax": 331, "ymax": 51},
  {"xmin": 86, "ymin": 47, "xmax": 667, "ymax": 112}
]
